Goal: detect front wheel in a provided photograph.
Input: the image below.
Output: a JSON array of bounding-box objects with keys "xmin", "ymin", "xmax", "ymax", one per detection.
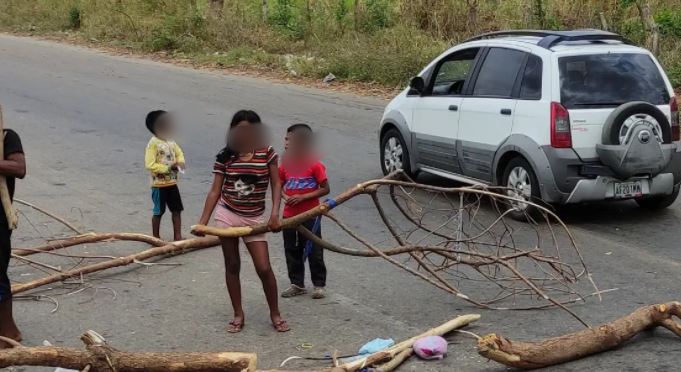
[
  {"xmin": 636, "ymin": 184, "xmax": 680, "ymax": 210},
  {"xmin": 380, "ymin": 128, "xmax": 413, "ymax": 177},
  {"xmin": 501, "ymin": 157, "xmax": 542, "ymax": 221}
]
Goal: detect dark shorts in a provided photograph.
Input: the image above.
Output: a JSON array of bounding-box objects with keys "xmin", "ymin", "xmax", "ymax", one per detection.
[
  {"xmin": 151, "ymin": 185, "xmax": 184, "ymax": 216},
  {"xmin": 0, "ymin": 227, "xmax": 12, "ymax": 302}
]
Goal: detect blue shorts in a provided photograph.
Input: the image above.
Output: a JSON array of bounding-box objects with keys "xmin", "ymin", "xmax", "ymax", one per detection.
[{"xmin": 151, "ymin": 185, "xmax": 184, "ymax": 216}]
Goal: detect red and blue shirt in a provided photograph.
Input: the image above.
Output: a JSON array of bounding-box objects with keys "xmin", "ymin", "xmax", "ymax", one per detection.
[{"xmin": 279, "ymin": 159, "xmax": 327, "ymax": 218}]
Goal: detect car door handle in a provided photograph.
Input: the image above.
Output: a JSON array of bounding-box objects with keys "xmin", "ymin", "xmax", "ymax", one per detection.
[
  {"xmin": 448, "ymin": 105, "xmax": 458, "ymax": 111},
  {"xmin": 500, "ymin": 108, "xmax": 512, "ymax": 115}
]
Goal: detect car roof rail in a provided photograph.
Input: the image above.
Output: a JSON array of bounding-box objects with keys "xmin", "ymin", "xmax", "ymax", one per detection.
[{"xmin": 464, "ymin": 29, "xmax": 634, "ymax": 49}]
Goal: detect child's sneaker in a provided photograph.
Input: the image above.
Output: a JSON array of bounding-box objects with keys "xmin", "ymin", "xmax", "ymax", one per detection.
[
  {"xmin": 312, "ymin": 287, "xmax": 326, "ymax": 299},
  {"xmin": 281, "ymin": 284, "xmax": 307, "ymax": 298}
]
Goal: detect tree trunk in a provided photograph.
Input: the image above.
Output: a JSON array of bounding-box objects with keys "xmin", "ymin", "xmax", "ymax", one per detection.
[
  {"xmin": 636, "ymin": 1, "xmax": 659, "ymax": 55},
  {"xmin": 0, "ymin": 330, "xmax": 257, "ymax": 371},
  {"xmin": 533, "ymin": 0, "xmax": 546, "ymax": 29},
  {"xmin": 262, "ymin": 0, "xmax": 269, "ymax": 22},
  {"xmin": 466, "ymin": 0, "xmax": 479, "ymax": 34},
  {"xmin": 478, "ymin": 302, "xmax": 681, "ymax": 369},
  {"xmin": 208, "ymin": 0, "xmax": 224, "ymax": 18},
  {"xmin": 353, "ymin": 0, "xmax": 361, "ymax": 30}
]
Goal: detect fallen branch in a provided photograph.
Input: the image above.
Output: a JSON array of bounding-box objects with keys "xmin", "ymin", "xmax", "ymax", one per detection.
[
  {"xmin": 194, "ymin": 173, "xmax": 597, "ymax": 325},
  {"xmin": 478, "ymin": 302, "xmax": 681, "ymax": 369},
  {"xmin": 12, "ymin": 173, "xmax": 597, "ymax": 326},
  {"xmin": 336, "ymin": 314, "xmax": 480, "ymax": 371},
  {"xmin": 14, "ymin": 198, "xmax": 83, "ymax": 235},
  {"xmin": 0, "ymin": 330, "xmax": 257, "ymax": 371},
  {"xmin": 11, "ymin": 236, "xmax": 219, "ymax": 295},
  {"xmin": 13, "ymin": 232, "xmax": 167, "ymax": 256}
]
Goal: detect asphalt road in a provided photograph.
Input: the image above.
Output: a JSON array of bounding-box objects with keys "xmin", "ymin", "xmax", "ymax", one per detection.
[{"xmin": 1, "ymin": 34, "xmax": 680, "ymax": 371}]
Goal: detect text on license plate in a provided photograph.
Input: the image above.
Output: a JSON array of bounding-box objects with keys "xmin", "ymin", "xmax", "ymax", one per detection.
[{"xmin": 614, "ymin": 181, "xmax": 643, "ymax": 198}]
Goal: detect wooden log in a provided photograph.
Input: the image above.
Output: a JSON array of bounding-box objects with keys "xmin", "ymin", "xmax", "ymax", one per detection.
[
  {"xmin": 0, "ymin": 105, "xmax": 18, "ymax": 229},
  {"xmin": 0, "ymin": 330, "xmax": 257, "ymax": 371},
  {"xmin": 478, "ymin": 302, "xmax": 681, "ymax": 369},
  {"xmin": 192, "ymin": 178, "xmax": 392, "ymax": 238},
  {"xmin": 13, "ymin": 232, "xmax": 167, "ymax": 256},
  {"xmin": 11, "ymin": 236, "xmax": 220, "ymax": 294}
]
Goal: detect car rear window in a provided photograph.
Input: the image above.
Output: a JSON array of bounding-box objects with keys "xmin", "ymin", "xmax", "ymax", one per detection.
[{"xmin": 559, "ymin": 53, "xmax": 669, "ymax": 109}]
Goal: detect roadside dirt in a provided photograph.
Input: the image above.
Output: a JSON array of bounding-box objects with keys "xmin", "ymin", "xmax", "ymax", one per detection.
[{"xmin": 2, "ymin": 30, "xmax": 400, "ymax": 100}]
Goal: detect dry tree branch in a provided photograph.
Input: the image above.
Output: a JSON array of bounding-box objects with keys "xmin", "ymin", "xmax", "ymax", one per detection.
[
  {"xmin": 15, "ymin": 198, "xmax": 83, "ymax": 235},
  {"xmin": 13, "ymin": 173, "xmax": 597, "ymax": 327},
  {"xmin": 195, "ymin": 173, "xmax": 598, "ymax": 326},
  {"xmin": 478, "ymin": 302, "xmax": 681, "ymax": 369},
  {"xmin": 0, "ymin": 330, "xmax": 257, "ymax": 371},
  {"xmin": 11, "ymin": 236, "xmax": 219, "ymax": 295}
]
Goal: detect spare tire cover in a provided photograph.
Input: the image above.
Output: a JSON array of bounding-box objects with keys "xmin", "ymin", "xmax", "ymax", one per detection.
[{"xmin": 601, "ymin": 101, "xmax": 671, "ymax": 145}]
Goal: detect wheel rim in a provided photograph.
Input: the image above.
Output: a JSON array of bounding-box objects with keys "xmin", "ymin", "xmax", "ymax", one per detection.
[
  {"xmin": 506, "ymin": 166, "xmax": 532, "ymax": 212},
  {"xmin": 383, "ymin": 136, "xmax": 404, "ymax": 173},
  {"xmin": 618, "ymin": 114, "xmax": 663, "ymax": 145}
]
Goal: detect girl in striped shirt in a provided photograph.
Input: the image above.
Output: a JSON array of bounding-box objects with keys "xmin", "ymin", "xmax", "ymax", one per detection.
[{"xmin": 194, "ymin": 110, "xmax": 288, "ymax": 333}]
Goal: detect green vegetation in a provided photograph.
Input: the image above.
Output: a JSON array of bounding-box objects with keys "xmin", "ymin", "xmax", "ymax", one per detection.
[{"xmin": 0, "ymin": 0, "xmax": 679, "ymax": 88}]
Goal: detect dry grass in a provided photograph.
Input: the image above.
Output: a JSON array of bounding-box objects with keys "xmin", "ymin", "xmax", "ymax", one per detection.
[{"xmin": 0, "ymin": 0, "xmax": 679, "ymax": 88}]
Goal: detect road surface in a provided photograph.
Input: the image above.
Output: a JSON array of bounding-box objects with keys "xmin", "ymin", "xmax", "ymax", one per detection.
[{"xmin": 1, "ymin": 34, "xmax": 680, "ymax": 371}]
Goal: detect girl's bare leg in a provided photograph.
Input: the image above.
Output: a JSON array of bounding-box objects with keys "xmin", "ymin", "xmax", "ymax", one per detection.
[
  {"xmin": 220, "ymin": 237, "xmax": 244, "ymax": 325},
  {"xmin": 245, "ymin": 241, "xmax": 284, "ymax": 325}
]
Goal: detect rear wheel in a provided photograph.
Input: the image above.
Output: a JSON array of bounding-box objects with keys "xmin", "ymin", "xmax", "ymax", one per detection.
[
  {"xmin": 635, "ymin": 184, "xmax": 680, "ymax": 210},
  {"xmin": 501, "ymin": 157, "xmax": 542, "ymax": 221},
  {"xmin": 380, "ymin": 128, "xmax": 413, "ymax": 177}
]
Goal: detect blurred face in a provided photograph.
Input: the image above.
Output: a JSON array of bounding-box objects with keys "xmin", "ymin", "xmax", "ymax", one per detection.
[
  {"xmin": 227, "ymin": 121, "xmax": 269, "ymax": 153},
  {"xmin": 285, "ymin": 129, "xmax": 314, "ymax": 158},
  {"xmin": 154, "ymin": 114, "xmax": 175, "ymax": 139}
]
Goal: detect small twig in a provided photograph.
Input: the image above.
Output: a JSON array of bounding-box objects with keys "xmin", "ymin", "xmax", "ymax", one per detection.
[{"xmin": 15, "ymin": 198, "xmax": 83, "ymax": 234}]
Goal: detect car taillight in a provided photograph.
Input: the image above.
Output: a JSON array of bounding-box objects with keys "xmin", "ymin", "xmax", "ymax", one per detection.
[
  {"xmin": 551, "ymin": 102, "xmax": 572, "ymax": 148},
  {"xmin": 671, "ymin": 96, "xmax": 679, "ymax": 141}
]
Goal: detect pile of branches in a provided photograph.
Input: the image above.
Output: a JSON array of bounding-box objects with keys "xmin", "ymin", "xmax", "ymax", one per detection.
[
  {"xmin": 10, "ymin": 172, "xmax": 599, "ymax": 327},
  {"xmin": 11, "ymin": 172, "xmax": 681, "ymax": 372}
]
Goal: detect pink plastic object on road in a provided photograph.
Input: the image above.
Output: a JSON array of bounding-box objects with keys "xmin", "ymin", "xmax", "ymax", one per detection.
[{"xmin": 413, "ymin": 336, "xmax": 448, "ymax": 360}]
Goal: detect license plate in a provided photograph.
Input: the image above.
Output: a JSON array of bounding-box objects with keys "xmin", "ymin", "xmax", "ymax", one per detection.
[{"xmin": 614, "ymin": 181, "xmax": 643, "ymax": 199}]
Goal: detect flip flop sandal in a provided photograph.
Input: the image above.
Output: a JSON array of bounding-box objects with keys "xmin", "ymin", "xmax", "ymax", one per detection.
[
  {"xmin": 273, "ymin": 320, "xmax": 290, "ymax": 333},
  {"xmin": 227, "ymin": 320, "xmax": 244, "ymax": 333}
]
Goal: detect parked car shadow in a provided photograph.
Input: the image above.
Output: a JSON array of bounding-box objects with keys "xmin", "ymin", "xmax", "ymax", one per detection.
[{"xmin": 412, "ymin": 172, "xmax": 679, "ymax": 227}]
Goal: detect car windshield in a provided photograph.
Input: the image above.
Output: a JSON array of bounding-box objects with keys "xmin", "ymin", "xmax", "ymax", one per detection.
[{"xmin": 559, "ymin": 53, "xmax": 669, "ymax": 109}]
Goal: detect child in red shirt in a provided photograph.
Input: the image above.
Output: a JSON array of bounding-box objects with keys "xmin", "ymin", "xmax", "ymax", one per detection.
[{"xmin": 279, "ymin": 124, "xmax": 330, "ymax": 299}]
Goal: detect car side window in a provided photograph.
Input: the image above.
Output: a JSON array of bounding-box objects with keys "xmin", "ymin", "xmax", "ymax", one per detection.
[
  {"xmin": 472, "ymin": 48, "xmax": 526, "ymax": 97},
  {"xmin": 519, "ymin": 55, "xmax": 543, "ymax": 100},
  {"xmin": 429, "ymin": 48, "xmax": 479, "ymax": 97}
]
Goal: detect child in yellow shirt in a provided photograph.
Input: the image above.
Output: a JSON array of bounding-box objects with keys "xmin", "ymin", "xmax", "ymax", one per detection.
[{"xmin": 144, "ymin": 110, "xmax": 185, "ymax": 240}]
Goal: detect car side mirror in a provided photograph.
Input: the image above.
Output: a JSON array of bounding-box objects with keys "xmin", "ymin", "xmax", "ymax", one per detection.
[{"xmin": 409, "ymin": 77, "xmax": 425, "ymax": 95}]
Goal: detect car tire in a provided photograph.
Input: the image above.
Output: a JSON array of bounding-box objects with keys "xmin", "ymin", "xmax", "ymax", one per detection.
[
  {"xmin": 501, "ymin": 157, "xmax": 542, "ymax": 221},
  {"xmin": 601, "ymin": 102, "xmax": 671, "ymax": 145},
  {"xmin": 380, "ymin": 128, "xmax": 414, "ymax": 177},
  {"xmin": 635, "ymin": 184, "xmax": 680, "ymax": 210}
]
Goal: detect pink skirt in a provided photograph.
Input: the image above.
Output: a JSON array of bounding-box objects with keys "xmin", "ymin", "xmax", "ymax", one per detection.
[{"xmin": 215, "ymin": 204, "xmax": 267, "ymax": 243}]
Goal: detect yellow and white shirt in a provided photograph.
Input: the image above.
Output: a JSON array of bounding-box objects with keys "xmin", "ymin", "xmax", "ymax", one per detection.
[{"xmin": 145, "ymin": 136, "xmax": 185, "ymax": 188}]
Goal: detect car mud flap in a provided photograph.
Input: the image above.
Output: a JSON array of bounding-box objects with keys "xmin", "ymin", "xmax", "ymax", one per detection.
[{"xmin": 596, "ymin": 123, "xmax": 674, "ymax": 180}]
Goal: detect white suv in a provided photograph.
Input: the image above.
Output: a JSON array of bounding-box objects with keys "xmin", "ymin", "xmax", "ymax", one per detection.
[{"xmin": 379, "ymin": 30, "xmax": 680, "ymax": 218}]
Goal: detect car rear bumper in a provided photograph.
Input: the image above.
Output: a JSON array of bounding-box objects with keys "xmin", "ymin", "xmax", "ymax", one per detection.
[
  {"xmin": 564, "ymin": 173, "xmax": 674, "ymax": 204},
  {"xmin": 539, "ymin": 143, "xmax": 681, "ymax": 204}
]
